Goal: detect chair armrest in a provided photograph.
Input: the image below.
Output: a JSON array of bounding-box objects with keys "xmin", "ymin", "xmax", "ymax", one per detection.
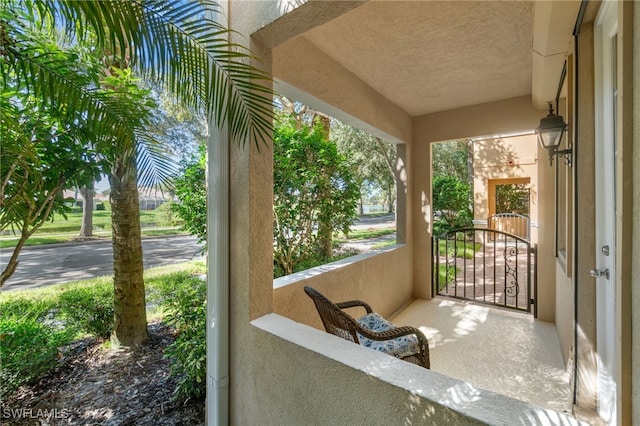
[
  {"xmin": 357, "ymin": 324, "xmax": 430, "ymax": 369},
  {"xmin": 357, "ymin": 324, "xmax": 427, "ymax": 344},
  {"xmin": 335, "ymin": 299, "xmax": 373, "ymax": 314}
]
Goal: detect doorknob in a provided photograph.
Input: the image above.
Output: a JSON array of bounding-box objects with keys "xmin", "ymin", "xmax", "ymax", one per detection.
[{"xmin": 590, "ymin": 268, "xmax": 610, "ymax": 280}]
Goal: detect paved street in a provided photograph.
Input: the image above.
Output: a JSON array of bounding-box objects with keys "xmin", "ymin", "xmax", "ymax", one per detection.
[
  {"xmin": 0, "ymin": 235, "xmax": 204, "ymax": 292},
  {"xmin": 0, "ymin": 215, "xmax": 396, "ymax": 292}
]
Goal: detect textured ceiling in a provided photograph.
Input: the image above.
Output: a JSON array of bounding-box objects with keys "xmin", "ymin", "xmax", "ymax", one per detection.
[{"xmin": 303, "ymin": 1, "xmax": 534, "ymax": 117}]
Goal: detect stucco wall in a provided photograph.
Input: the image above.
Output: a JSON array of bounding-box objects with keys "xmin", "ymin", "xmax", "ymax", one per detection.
[
  {"xmin": 273, "ymin": 36, "xmax": 412, "ymax": 145},
  {"xmin": 472, "ymin": 134, "xmax": 539, "ymax": 243},
  {"xmin": 632, "ymin": 3, "xmax": 640, "ymax": 423},
  {"xmin": 555, "ymin": 265, "xmax": 574, "ymax": 363},
  {"xmin": 413, "ymin": 96, "xmax": 544, "ymax": 144},
  {"xmin": 273, "ymin": 246, "xmax": 414, "ymax": 329},
  {"xmin": 240, "ymin": 314, "xmax": 584, "ymax": 426},
  {"xmin": 536, "ymin": 140, "xmax": 559, "ymax": 325},
  {"xmin": 573, "ymin": 21, "xmax": 598, "ymax": 413},
  {"xmin": 616, "ymin": 1, "xmax": 635, "ymax": 422}
]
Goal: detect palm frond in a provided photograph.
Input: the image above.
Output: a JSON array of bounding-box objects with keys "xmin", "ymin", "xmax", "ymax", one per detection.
[
  {"xmin": 29, "ymin": 0, "xmax": 274, "ymax": 147},
  {"xmin": 135, "ymin": 130, "xmax": 177, "ymax": 192}
]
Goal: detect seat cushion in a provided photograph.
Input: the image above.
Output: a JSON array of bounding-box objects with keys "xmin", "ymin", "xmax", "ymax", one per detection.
[{"xmin": 356, "ymin": 313, "xmax": 420, "ymax": 359}]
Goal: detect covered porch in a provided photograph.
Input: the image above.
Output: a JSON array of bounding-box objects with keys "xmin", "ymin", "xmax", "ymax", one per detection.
[{"xmin": 213, "ymin": 0, "xmax": 637, "ymax": 424}]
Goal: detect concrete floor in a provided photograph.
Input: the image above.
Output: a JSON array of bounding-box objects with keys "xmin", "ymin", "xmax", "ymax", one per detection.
[{"xmin": 392, "ymin": 298, "xmax": 573, "ymax": 415}]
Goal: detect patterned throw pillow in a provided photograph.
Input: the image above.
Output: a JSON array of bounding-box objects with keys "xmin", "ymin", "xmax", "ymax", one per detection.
[{"xmin": 356, "ymin": 313, "xmax": 420, "ymax": 359}]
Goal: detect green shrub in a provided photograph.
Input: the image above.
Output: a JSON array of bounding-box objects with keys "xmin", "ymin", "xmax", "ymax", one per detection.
[
  {"xmin": 0, "ymin": 297, "xmax": 52, "ymax": 322},
  {"xmin": 96, "ymin": 202, "xmax": 105, "ymax": 211},
  {"xmin": 145, "ymin": 271, "xmax": 195, "ymax": 308},
  {"xmin": 162, "ymin": 277, "xmax": 207, "ymax": 402},
  {"xmin": 0, "ymin": 318, "xmax": 73, "ymax": 397},
  {"xmin": 57, "ymin": 284, "xmax": 114, "ymax": 338}
]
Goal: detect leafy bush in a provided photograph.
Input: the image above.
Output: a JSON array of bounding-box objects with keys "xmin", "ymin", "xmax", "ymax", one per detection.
[
  {"xmin": 273, "ymin": 117, "xmax": 359, "ymax": 275},
  {"xmin": 172, "ymin": 148, "xmax": 207, "ymax": 248},
  {"xmin": 0, "ymin": 318, "xmax": 73, "ymax": 397},
  {"xmin": 162, "ymin": 277, "xmax": 207, "ymax": 402},
  {"xmin": 432, "ymin": 175, "xmax": 472, "ymax": 230},
  {"xmin": 154, "ymin": 200, "xmax": 178, "ymax": 226},
  {"xmin": 96, "ymin": 202, "xmax": 105, "ymax": 211},
  {"xmin": 57, "ymin": 284, "xmax": 114, "ymax": 338}
]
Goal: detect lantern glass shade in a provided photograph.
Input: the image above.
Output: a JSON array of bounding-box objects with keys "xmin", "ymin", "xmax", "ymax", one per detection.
[{"xmin": 535, "ymin": 105, "xmax": 568, "ymax": 151}]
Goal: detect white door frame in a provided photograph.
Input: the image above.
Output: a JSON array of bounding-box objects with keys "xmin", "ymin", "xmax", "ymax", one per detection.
[{"xmin": 594, "ymin": 1, "xmax": 618, "ymax": 423}]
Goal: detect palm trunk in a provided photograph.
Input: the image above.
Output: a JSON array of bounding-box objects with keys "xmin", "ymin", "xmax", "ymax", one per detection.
[
  {"xmin": 109, "ymin": 155, "xmax": 148, "ymax": 346},
  {"xmin": 78, "ymin": 186, "xmax": 95, "ymax": 237}
]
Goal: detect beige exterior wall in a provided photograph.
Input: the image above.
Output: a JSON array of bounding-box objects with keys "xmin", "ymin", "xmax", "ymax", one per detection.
[
  {"xmin": 413, "ymin": 96, "xmax": 544, "ymax": 144},
  {"xmin": 573, "ymin": 19, "xmax": 598, "ymax": 414},
  {"xmin": 633, "ymin": 3, "xmax": 640, "ymax": 422},
  {"xmin": 273, "ymin": 37, "xmax": 411, "ymax": 145},
  {"xmin": 616, "ymin": 2, "xmax": 634, "ymax": 423},
  {"xmin": 273, "ymin": 247, "xmax": 414, "ymax": 329},
  {"xmin": 472, "ymin": 134, "xmax": 539, "ymax": 243},
  {"xmin": 409, "ymin": 137, "xmax": 432, "ymax": 299}
]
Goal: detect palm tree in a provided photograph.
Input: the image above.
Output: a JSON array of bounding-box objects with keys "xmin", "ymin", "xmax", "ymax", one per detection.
[{"xmin": 1, "ymin": 0, "xmax": 273, "ymax": 346}]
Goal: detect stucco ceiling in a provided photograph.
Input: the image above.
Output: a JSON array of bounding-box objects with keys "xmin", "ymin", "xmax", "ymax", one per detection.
[{"xmin": 302, "ymin": 1, "xmax": 534, "ymax": 117}]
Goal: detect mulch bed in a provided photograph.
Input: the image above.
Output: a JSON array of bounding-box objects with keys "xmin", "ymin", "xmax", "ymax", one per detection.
[{"xmin": 1, "ymin": 322, "xmax": 204, "ymax": 426}]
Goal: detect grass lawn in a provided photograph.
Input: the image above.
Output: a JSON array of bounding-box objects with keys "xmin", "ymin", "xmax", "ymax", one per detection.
[
  {"xmin": 33, "ymin": 208, "xmax": 182, "ymax": 234},
  {"xmin": 437, "ymin": 239, "xmax": 481, "ymax": 259},
  {"xmin": 0, "ymin": 228, "xmax": 187, "ymax": 249},
  {"xmin": 0, "ymin": 202, "xmax": 186, "ymax": 249},
  {"xmin": 434, "ymin": 264, "xmax": 460, "ymax": 291}
]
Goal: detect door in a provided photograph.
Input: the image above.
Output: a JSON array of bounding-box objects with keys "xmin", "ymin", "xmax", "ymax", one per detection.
[{"xmin": 594, "ymin": 2, "xmax": 617, "ymax": 423}]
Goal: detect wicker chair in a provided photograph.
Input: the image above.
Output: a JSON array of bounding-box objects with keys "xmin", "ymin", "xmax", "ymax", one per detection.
[{"xmin": 304, "ymin": 286, "xmax": 430, "ymax": 369}]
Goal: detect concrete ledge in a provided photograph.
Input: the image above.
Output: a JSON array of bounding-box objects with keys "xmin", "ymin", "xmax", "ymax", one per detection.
[
  {"xmin": 273, "ymin": 244, "xmax": 401, "ymax": 290},
  {"xmin": 253, "ymin": 313, "xmax": 587, "ymax": 426}
]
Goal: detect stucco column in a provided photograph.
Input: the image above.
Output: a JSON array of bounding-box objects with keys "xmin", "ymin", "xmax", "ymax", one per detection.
[
  {"xmin": 632, "ymin": 4, "xmax": 640, "ymax": 422},
  {"xmin": 574, "ymin": 21, "xmax": 598, "ymax": 413},
  {"xmin": 409, "ymin": 138, "xmax": 432, "ymax": 299},
  {"xmin": 226, "ymin": 4, "xmax": 275, "ymax": 424},
  {"xmin": 617, "ymin": 2, "xmax": 635, "ymax": 422}
]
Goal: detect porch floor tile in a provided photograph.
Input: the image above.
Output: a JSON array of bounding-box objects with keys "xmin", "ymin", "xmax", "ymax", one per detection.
[{"xmin": 392, "ymin": 298, "xmax": 573, "ymax": 415}]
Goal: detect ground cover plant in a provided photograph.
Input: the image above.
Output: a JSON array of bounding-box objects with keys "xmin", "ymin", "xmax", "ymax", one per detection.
[{"xmin": 0, "ymin": 261, "xmax": 205, "ymax": 399}]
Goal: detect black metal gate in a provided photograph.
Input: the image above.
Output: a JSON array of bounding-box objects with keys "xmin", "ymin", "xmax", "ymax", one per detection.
[{"xmin": 432, "ymin": 228, "xmax": 537, "ymax": 316}]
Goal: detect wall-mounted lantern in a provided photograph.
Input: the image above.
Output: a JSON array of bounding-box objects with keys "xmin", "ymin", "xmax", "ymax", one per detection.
[{"xmin": 535, "ymin": 103, "xmax": 572, "ymax": 166}]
